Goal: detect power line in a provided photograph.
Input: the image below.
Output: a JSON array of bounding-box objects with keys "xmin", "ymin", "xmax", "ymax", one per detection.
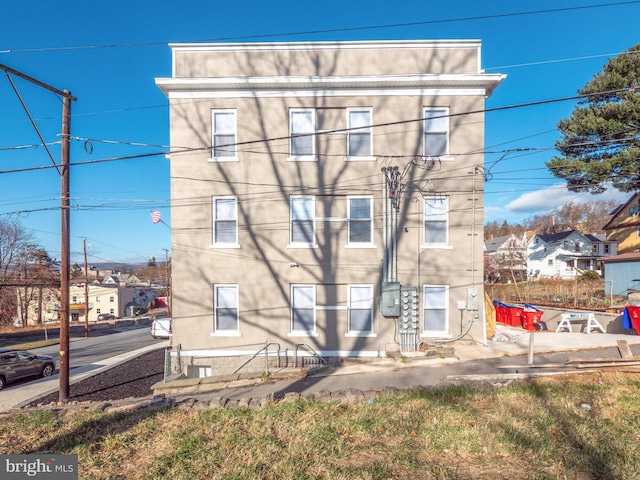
[
  {"xmin": 1, "ymin": 1, "xmax": 638, "ymax": 54},
  {"xmin": 1, "ymin": 86, "xmax": 637, "ymax": 176}
]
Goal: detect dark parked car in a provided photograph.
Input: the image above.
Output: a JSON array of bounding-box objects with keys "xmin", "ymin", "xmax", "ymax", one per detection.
[
  {"xmin": 0, "ymin": 348, "xmax": 56, "ymax": 390},
  {"xmin": 97, "ymin": 313, "xmax": 116, "ymax": 321}
]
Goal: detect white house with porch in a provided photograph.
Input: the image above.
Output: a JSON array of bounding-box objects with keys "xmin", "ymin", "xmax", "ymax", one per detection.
[{"xmin": 527, "ymin": 230, "xmax": 616, "ymax": 279}]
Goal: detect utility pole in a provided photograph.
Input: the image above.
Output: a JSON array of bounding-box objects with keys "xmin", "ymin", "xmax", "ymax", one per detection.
[
  {"xmin": 59, "ymin": 92, "xmax": 72, "ymax": 402},
  {"xmin": 83, "ymin": 238, "xmax": 89, "ymax": 338},
  {"xmin": 0, "ymin": 63, "xmax": 77, "ymax": 403}
]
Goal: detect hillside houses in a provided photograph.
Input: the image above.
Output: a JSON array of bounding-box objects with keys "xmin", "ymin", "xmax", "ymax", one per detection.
[{"xmin": 485, "ymin": 230, "xmax": 617, "ymax": 282}]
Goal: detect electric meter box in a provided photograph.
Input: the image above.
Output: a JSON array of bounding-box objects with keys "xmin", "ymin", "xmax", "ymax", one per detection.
[
  {"xmin": 399, "ymin": 286, "xmax": 419, "ymax": 334},
  {"xmin": 380, "ymin": 281, "xmax": 401, "ymax": 317},
  {"xmin": 466, "ymin": 288, "xmax": 479, "ymax": 311}
]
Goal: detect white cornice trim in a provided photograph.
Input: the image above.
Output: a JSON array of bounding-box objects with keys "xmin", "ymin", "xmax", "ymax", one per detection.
[
  {"xmin": 168, "ymin": 39, "xmax": 482, "ymax": 52},
  {"xmin": 156, "ymin": 74, "xmax": 506, "ymax": 98},
  {"xmin": 162, "ymin": 88, "xmax": 492, "ymax": 99}
]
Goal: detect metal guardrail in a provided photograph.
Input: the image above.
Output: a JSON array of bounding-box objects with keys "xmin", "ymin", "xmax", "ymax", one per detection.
[
  {"xmin": 294, "ymin": 343, "xmax": 327, "ymax": 368},
  {"xmin": 233, "ymin": 341, "xmax": 281, "ymax": 375}
]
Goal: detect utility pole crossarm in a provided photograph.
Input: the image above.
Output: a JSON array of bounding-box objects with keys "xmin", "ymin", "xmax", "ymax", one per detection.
[{"xmin": 0, "ymin": 63, "xmax": 77, "ymax": 101}]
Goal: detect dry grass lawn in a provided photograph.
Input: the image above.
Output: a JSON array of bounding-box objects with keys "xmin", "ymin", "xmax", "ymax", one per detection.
[{"xmin": 2, "ymin": 371, "xmax": 640, "ymax": 479}]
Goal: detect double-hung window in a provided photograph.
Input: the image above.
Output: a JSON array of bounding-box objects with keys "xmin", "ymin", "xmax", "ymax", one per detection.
[
  {"xmin": 347, "ymin": 285, "xmax": 374, "ymax": 335},
  {"xmin": 422, "ymin": 285, "xmax": 448, "ymax": 336},
  {"xmin": 423, "ymin": 196, "xmax": 448, "ymax": 246},
  {"xmin": 212, "ymin": 196, "xmax": 239, "ymax": 247},
  {"xmin": 346, "ymin": 108, "xmax": 373, "ymax": 159},
  {"xmin": 290, "ymin": 285, "xmax": 316, "ymax": 335},
  {"xmin": 423, "ymin": 108, "xmax": 448, "ymax": 157},
  {"xmin": 211, "ymin": 109, "xmax": 237, "ymax": 160},
  {"xmin": 289, "ymin": 109, "xmax": 316, "ymax": 160},
  {"xmin": 347, "ymin": 196, "xmax": 374, "ymax": 246},
  {"xmin": 290, "ymin": 196, "xmax": 315, "ymax": 247},
  {"xmin": 214, "ymin": 284, "xmax": 239, "ymax": 335}
]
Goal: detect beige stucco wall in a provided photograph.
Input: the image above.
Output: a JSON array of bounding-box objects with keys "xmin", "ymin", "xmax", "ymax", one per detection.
[
  {"xmin": 161, "ymin": 41, "xmax": 499, "ymax": 358},
  {"xmin": 173, "ymin": 41, "xmax": 482, "ymax": 78}
]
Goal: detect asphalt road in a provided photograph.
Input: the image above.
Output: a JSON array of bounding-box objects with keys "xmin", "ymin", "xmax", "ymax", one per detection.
[
  {"xmin": 0, "ymin": 325, "xmax": 166, "ymax": 406},
  {"xmin": 32, "ymin": 324, "xmax": 160, "ymax": 369}
]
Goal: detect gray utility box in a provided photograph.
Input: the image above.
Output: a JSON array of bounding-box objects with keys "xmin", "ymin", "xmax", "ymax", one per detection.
[{"xmin": 380, "ymin": 281, "xmax": 401, "ymax": 317}]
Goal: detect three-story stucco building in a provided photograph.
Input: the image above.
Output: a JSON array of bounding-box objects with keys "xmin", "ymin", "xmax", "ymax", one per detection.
[{"xmin": 156, "ymin": 40, "xmax": 504, "ymax": 373}]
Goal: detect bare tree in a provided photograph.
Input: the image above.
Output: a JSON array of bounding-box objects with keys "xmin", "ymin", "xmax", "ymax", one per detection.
[
  {"xmin": 525, "ymin": 200, "xmax": 617, "ymax": 234},
  {"xmin": 0, "ymin": 219, "xmax": 59, "ymax": 326},
  {"xmin": 15, "ymin": 245, "xmax": 59, "ymax": 326},
  {"xmin": 0, "ymin": 218, "xmax": 32, "ymax": 325}
]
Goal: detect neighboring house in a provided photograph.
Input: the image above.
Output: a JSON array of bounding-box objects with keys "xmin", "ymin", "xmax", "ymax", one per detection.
[
  {"xmin": 68, "ymin": 284, "xmax": 157, "ymax": 323},
  {"xmin": 155, "ymin": 40, "xmax": 504, "ymax": 367},
  {"xmin": 601, "ymin": 252, "xmax": 640, "ymax": 296},
  {"xmin": 484, "ymin": 234, "xmax": 527, "ymax": 283},
  {"xmin": 602, "ymin": 193, "xmax": 640, "ymax": 254},
  {"xmin": 527, "ymin": 230, "xmax": 617, "ymax": 279},
  {"xmin": 102, "ymin": 273, "xmax": 141, "ymax": 286}
]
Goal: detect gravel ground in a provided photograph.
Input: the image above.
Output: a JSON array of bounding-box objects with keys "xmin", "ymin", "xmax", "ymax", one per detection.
[{"xmin": 31, "ymin": 349, "xmax": 165, "ymax": 406}]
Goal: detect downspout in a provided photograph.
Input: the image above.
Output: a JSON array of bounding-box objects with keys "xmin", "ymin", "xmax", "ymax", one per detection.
[
  {"xmin": 392, "ymin": 202, "xmax": 397, "ymax": 281},
  {"xmin": 472, "ymin": 166, "xmax": 486, "ymax": 345},
  {"xmin": 382, "ymin": 170, "xmax": 388, "ymax": 282}
]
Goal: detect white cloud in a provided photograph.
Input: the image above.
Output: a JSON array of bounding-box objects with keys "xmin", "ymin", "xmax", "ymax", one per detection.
[{"xmin": 486, "ymin": 183, "xmax": 631, "ymax": 223}]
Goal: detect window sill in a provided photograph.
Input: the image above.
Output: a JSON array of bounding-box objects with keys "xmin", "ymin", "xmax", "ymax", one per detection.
[
  {"xmin": 346, "ymin": 243, "xmax": 377, "ymax": 249},
  {"xmin": 420, "ymin": 244, "xmax": 453, "ymax": 250},
  {"xmin": 287, "ymin": 243, "xmax": 318, "ymax": 249},
  {"xmin": 211, "ymin": 331, "xmax": 241, "ymax": 337},
  {"xmin": 344, "ymin": 156, "xmax": 376, "ymax": 162},
  {"xmin": 423, "ymin": 155, "xmax": 454, "ymax": 161},
  {"xmin": 286, "ymin": 156, "xmax": 318, "ymax": 162},
  {"xmin": 287, "ymin": 332, "xmax": 319, "ymax": 337},
  {"xmin": 345, "ymin": 332, "xmax": 377, "ymax": 338},
  {"xmin": 208, "ymin": 157, "xmax": 239, "ymax": 162},
  {"xmin": 209, "ymin": 244, "xmax": 241, "ymax": 249}
]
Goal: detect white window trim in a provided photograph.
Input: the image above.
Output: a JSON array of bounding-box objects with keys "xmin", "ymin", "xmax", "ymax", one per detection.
[
  {"xmin": 210, "ymin": 196, "xmax": 240, "ymax": 249},
  {"xmin": 421, "ymin": 284, "xmax": 450, "ymax": 338},
  {"xmin": 289, "ymin": 284, "xmax": 318, "ymax": 336},
  {"xmin": 346, "ymin": 284, "xmax": 376, "ymax": 337},
  {"xmin": 423, "ymin": 107, "xmax": 452, "ymax": 160},
  {"xmin": 346, "ymin": 195, "xmax": 376, "ymax": 247},
  {"xmin": 287, "ymin": 108, "xmax": 317, "ymax": 161},
  {"xmin": 422, "ymin": 196, "xmax": 449, "ymax": 248},
  {"xmin": 209, "ymin": 109, "xmax": 239, "ymax": 162},
  {"xmin": 213, "ymin": 284, "xmax": 240, "ymax": 336},
  {"xmin": 289, "ymin": 195, "xmax": 317, "ymax": 248},
  {"xmin": 345, "ymin": 107, "xmax": 374, "ymax": 161}
]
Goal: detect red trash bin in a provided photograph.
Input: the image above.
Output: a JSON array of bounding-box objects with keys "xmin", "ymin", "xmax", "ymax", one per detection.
[
  {"xmin": 506, "ymin": 306, "xmax": 523, "ymax": 327},
  {"xmin": 522, "ymin": 309, "xmax": 543, "ymax": 331}
]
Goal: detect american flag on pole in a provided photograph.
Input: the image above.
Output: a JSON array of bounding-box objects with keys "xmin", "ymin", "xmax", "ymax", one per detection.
[{"xmin": 151, "ymin": 210, "xmax": 161, "ymax": 224}]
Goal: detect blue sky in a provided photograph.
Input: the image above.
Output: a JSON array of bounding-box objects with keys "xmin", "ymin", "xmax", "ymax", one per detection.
[{"xmin": 1, "ymin": 0, "xmax": 638, "ymax": 264}]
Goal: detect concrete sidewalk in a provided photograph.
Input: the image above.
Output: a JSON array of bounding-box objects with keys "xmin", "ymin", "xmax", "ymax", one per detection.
[
  {"xmin": 454, "ymin": 325, "xmax": 640, "ymax": 361},
  {"xmin": 4, "ymin": 325, "xmax": 640, "ymax": 413},
  {"xmin": 152, "ymin": 325, "xmax": 640, "ymax": 398},
  {"xmin": 0, "ymin": 341, "xmax": 168, "ymax": 413}
]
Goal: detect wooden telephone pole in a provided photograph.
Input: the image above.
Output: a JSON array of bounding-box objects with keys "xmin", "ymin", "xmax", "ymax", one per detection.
[
  {"xmin": 83, "ymin": 238, "xmax": 89, "ymax": 338},
  {"xmin": 0, "ymin": 63, "xmax": 77, "ymax": 403}
]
